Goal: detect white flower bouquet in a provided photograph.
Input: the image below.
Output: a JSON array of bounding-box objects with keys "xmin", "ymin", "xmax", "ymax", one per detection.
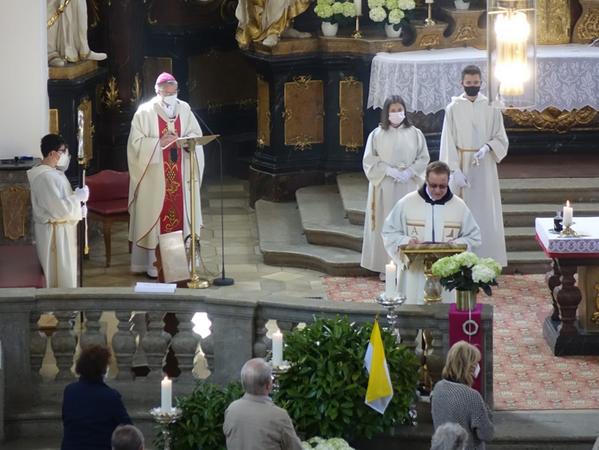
[
  {"xmin": 302, "ymin": 436, "xmax": 355, "ymax": 450},
  {"xmin": 368, "ymin": 0, "xmax": 415, "ymax": 29},
  {"xmin": 431, "ymin": 252, "xmax": 502, "ymax": 295},
  {"xmin": 314, "ymin": 0, "xmax": 357, "ymax": 25}
]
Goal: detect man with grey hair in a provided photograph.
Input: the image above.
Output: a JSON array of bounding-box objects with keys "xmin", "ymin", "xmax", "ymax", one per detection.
[
  {"xmin": 111, "ymin": 424, "xmax": 144, "ymax": 450},
  {"xmin": 431, "ymin": 422, "xmax": 468, "ymax": 450},
  {"xmin": 223, "ymin": 358, "xmax": 303, "ymax": 450}
]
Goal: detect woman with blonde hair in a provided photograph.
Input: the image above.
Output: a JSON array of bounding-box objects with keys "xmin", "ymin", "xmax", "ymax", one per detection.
[
  {"xmin": 360, "ymin": 95, "xmax": 430, "ymax": 278},
  {"xmin": 431, "ymin": 341, "xmax": 494, "ymax": 450}
]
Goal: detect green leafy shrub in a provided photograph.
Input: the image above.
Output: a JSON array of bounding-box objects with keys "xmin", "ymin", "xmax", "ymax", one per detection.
[
  {"xmin": 275, "ymin": 316, "xmax": 419, "ymax": 441},
  {"xmin": 162, "ymin": 381, "xmax": 244, "ymax": 450}
]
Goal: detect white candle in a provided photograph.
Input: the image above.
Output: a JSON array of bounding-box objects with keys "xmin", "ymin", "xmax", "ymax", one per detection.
[
  {"xmin": 563, "ymin": 200, "xmax": 573, "ymax": 227},
  {"xmin": 161, "ymin": 376, "xmax": 172, "ymax": 413},
  {"xmin": 425, "ymin": 0, "xmax": 434, "ymax": 4},
  {"xmin": 396, "ymin": 266, "xmax": 403, "ymax": 296},
  {"xmin": 272, "ymin": 330, "xmax": 283, "ymax": 367},
  {"xmin": 354, "ymin": 0, "xmax": 362, "ymax": 16},
  {"xmin": 385, "ymin": 260, "xmax": 397, "ymax": 298}
]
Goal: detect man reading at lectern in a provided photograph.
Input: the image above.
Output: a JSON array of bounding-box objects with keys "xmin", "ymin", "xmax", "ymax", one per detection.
[
  {"xmin": 127, "ymin": 72, "xmax": 205, "ymax": 278},
  {"xmin": 381, "ymin": 161, "xmax": 481, "ymax": 304}
]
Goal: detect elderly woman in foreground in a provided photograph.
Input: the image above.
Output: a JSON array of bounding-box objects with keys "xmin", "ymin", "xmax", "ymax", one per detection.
[{"xmin": 431, "ymin": 341, "xmax": 494, "ymax": 450}]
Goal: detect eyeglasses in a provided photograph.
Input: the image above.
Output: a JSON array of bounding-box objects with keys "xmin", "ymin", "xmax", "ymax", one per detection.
[
  {"xmin": 429, "ymin": 184, "xmax": 448, "ymax": 189},
  {"xmin": 160, "ymin": 89, "xmax": 179, "ymax": 97}
]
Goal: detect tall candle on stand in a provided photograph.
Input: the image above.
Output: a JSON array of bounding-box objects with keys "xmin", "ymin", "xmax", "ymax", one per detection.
[
  {"xmin": 272, "ymin": 330, "xmax": 283, "ymax": 366},
  {"xmin": 425, "ymin": 0, "xmax": 434, "ymax": 4},
  {"xmin": 161, "ymin": 376, "xmax": 172, "ymax": 413},
  {"xmin": 385, "ymin": 260, "xmax": 397, "ymax": 298},
  {"xmin": 563, "ymin": 200, "xmax": 573, "ymax": 227},
  {"xmin": 354, "ymin": 0, "xmax": 362, "ymax": 15}
]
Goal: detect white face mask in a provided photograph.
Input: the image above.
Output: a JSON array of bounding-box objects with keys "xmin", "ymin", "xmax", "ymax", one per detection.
[
  {"xmin": 162, "ymin": 94, "xmax": 178, "ymax": 107},
  {"xmin": 56, "ymin": 152, "xmax": 70, "ymax": 172},
  {"xmin": 389, "ymin": 111, "xmax": 405, "ymax": 126},
  {"xmin": 473, "ymin": 363, "xmax": 481, "ymax": 379}
]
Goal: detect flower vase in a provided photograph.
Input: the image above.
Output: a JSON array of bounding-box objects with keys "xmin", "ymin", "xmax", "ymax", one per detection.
[
  {"xmin": 454, "ymin": 0, "xmax": 470, "ymax": 9},
  {"xmin": 321, "ymin": 21, "xmax": 339, "ymax": 37},
  {"xmin": 456, "ymin": 290, "xmax": 477, "ymax": 311},
  {"xmin": 384, "ymin": 23, "xmax": 402, "ymax": 38}
]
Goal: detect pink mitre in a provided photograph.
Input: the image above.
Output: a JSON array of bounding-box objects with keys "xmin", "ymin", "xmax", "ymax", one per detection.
[{"xmin": 155, "ymin": 72, "xmax": 177, "ymax": 88}]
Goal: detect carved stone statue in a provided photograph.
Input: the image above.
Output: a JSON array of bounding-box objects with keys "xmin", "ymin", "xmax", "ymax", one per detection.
[
  {"xmin": 235, "ymin": 0, "xmax": 312, "ymax": 48},
  {"xmin": 47, "ymin": 0, "xmax": 107, "ymax": 67}
]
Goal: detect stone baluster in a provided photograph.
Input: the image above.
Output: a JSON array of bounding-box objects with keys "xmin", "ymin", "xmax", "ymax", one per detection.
[
  {"xmin": 112, "ymin": 311, "xmax": 136, "ymax": 380},
  {"xmin": 200, "ymin": 329, "xmax": 214, "ymax": 377},
  {"xmin": 29, "ymin": 312, "xmax": 46, "ymax": 382},
  {"xmin": 51, "ymin": 311, "xmax": 77, "ymax": 381},
  {"xmin": 170, "ymin": 313, "xmax": 200, "ymax": 383},
  {"xmin": 140, "ymin": 312, "xmax": 171, "ymax": 380},
  {"xmin": 253, "ymin": 318, "xmax": 269, "ymax": 358},
  {"xmin": 79, "ymin": 311, "xmax": 106, "ymax": 349},
  {"xmin": 427, "ymin": 328, "xmax": 445, "ymax": 385}
]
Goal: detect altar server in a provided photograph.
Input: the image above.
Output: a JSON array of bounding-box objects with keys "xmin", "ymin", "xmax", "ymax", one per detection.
[
  {"xmin": 127, "ymin": 72, "xmax": 205, "ymax": 277},
  {"xmin": 439, "ymin": 65, "xmax": 508, "ymax": 266},
  {"xmin": 382, "ymin": 161, "xmax": 481, "ymax": 304},
  {"xmin": 361, "ymin": 95, "xmax": 430, "ymax": 278},
  {"xmin": 27, "ymin": 134, "xmax": 88, "ymax": 288}
]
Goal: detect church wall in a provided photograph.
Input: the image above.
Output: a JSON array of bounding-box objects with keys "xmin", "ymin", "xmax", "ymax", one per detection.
[{"xmin": 0, "ymin": 0, "xmax": 47, "ymax": 159}]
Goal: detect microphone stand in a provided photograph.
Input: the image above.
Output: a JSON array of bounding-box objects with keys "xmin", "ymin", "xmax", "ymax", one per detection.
[{"xmin": 192, "ymin": 111, "xmax": 234, "ymax": 287}]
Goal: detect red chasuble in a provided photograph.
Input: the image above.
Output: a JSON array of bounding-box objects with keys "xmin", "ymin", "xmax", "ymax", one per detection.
[{"xmin": 158, "ymin": 116, "xmax": 184, "ymax": 234}]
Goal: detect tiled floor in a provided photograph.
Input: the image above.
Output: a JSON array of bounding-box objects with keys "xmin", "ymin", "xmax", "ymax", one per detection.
[{"xmin": 83, "ymin": 178, "xmax": 327, "ymax": 300}]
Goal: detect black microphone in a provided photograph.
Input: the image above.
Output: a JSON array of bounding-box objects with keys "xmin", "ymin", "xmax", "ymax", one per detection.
[{"xmin": 191, "ymin": 110, "xmax": 234, "ymax": 287}]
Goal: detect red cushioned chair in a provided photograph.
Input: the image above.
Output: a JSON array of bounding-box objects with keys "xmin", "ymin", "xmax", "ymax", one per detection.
[{"xmin": 86, "ymin": 170, "xmax": 130, "ymax": 267}]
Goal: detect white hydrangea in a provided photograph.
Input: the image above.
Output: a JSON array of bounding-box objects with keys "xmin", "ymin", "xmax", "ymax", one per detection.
[
  {"xmin": 471, "ymin": 264, "xmax": 496, "ymax": 284},
  {"xmin": 387, "ymin": 8, "xmax": 404, "ymax": 23},
  {"xmin": 480, "ymin": 257, "xmax": 502, "ymax": 277},
  {"xmin": 315, "ymin": 3, "xmax": 334, "ymax": 18},
  {"xmin": 397, "ymin": 0, "xmax": 416, "ymax": 9},
  {"xmin": 303, "ymin": 436, "xmax": 355, "ymax": 449},
  {"xmin": 454, "ymin": 251, "xmax": 479, "ymax": 268},
  {"xmin": 369, "ymin": 5, "xmax": 387, "ymax": 21},
  {"xmin": 343, "ymin": 2, "xmax": 357, "ymax": 17},
  {"xmin": 385, "ymin": 0, "xmax": 399, "ymax": 9},
  {"xmin": 332, "ymin": 1, "xmax": 344, "ymax": 14},
  {"xmin": 368, "ymin": 0, "xmax": 386, "ymax": 8}
]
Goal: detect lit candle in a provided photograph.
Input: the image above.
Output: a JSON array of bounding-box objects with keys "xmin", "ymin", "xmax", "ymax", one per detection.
[
  {"xmin": 354, "ymin": 0, "xmax": 362, "ymax": 15},
  {"xmin": 385, "ymin": 260, "xmax": 397, "ymax": 298},
  {"xmin": 161, "ymin": 376, "xmax": 172, "ymax": 413},
  {"xmin": 563, "ymin": 200, "xmax": 573, "ymax": 227},
  {"xmin": 272, "ymin": 330, "xmax": 283, "ymax": 367}
]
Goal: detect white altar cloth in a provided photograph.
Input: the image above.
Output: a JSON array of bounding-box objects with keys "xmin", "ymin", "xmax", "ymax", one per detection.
[
  {"xmin": 535, "ymin": 217, "xmax": 599, "ymax": 256},
  {"xmin": 368, "ymin": 45, "xmax": 599, "ymax": 113}
]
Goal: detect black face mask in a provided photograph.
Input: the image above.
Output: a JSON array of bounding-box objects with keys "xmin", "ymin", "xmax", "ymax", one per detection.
[{"xmin": 464, "ymin": 86, "xmax": 480, "ymax": 97}]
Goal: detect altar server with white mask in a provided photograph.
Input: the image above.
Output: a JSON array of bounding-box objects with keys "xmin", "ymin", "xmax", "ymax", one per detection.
[
  {"xmin": 27, "ymin": 134, "xmax": 88, "ymax": 288},
  {"xmin": 361, "ymin": 95, "xmax": 430, "ymax": 278},
  {"xmin": 439, "ymin": 65, "xmax": 509, "ymax": 266}
]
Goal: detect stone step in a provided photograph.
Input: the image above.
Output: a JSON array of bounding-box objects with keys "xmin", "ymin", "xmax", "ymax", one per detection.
[
  {"xmin": 500, "ymin": 177, "xmax": 599, "ymax": 204},
  {"xmin": 503, "ymin": 203, "xmax": 599, "ymax": 227},
  {"xmin": 337, "ymin": 172, "xmax": 368, "ymax": 225},
  {"xmin": 255, "ymin": 200, "xmax": 373, "ymax": 276},
  {"xmin": 503, "ymin": 250, "xmax": 550, "ymax": 275},
  {"xmin": 296, "ymin": 185, "xmax": 364, "ymax": 252}
]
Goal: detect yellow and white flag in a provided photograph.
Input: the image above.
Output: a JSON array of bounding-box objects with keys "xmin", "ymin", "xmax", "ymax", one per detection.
[{"xmin": 364, "ymin": 320, "xmax": 394, "ymax": 414}]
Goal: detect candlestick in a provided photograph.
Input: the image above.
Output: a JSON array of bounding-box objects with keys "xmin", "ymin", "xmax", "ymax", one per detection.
[
  {"xmin": 150, "ymin": 407, "xmax": 182, "ymax": 450},
  {"xmin": 563, "ymin": 200, "xmax": 573, "ymax": 228},
  {"xmin": 354, "ymin": 0, "xmax": 362, "ymax": 16},
  {"xmin": 272, "ymin": 330, "xmax": 283, "ymax": 367},
  {"xmin": 425, "ymin": 0, "xmax": 434, "ymax": 4},
  {"xmin": 385, "ymin": 261, "xmax": 397, "ymax": 298},
  {"xmin": 161, "ymin": 376, "xmax": 172, "ymax": 413},
  {"xmin": 424, "ymin": 2, "xmax": 436, "ymax": 26},
  {"xmin": 352, "ymin": 16, "xmax": 362, "ymax": 38}
]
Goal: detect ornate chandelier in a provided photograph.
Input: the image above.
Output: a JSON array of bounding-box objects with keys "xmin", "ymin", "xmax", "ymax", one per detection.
[{"xmin": 487, "ymin": 0, "xmax": 537, "ymax": 108}]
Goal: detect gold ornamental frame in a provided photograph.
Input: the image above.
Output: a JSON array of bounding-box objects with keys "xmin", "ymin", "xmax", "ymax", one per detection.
[
  {"xmin": 283, "ymin": 76, "xmax": 324, "ymax": 150},
  {"xmin": 257, "ymin": 77, "xmax": 271, "ymax": 147},
  {"xmin": 339, "ymin": 77, "xmax": 364, "ymax": 152}
]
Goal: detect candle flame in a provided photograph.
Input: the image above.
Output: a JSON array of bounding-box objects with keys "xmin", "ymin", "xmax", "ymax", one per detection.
[{"xmin": 566, "ymin": 200, "xmax": 570, "ymax": 207}]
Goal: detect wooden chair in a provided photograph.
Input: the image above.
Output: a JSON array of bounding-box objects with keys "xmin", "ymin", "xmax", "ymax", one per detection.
[{"xmin": 86, "ymin": 170, "xmax": 130, "ymax": 267}]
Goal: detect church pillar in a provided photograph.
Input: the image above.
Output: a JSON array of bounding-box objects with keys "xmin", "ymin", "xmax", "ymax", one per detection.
[{"xmin": 0, "ymin": 0, "xmax": 47, "ymax": 159}]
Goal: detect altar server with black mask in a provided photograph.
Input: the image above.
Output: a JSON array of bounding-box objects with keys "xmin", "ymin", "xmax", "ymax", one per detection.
[{"xmin": 439, "ymin": 65, "xmax": 509, "ymax": 266}]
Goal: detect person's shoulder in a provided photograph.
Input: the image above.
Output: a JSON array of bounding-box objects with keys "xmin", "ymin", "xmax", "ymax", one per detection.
[{"xmin": 177, "ymin": 99, "xmax": 192, "ymax": 111}]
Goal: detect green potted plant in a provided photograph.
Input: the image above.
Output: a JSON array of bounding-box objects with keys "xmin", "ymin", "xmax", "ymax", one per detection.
[
  {"xmin": 314, "ymin": 0, "xmax": 357, "ymax": 36},
  {"xmin": 431, "ymin": 251, "xmax": 502, "ymax": 310},
  {"xmin": 367, "ymin": 0, "xmax": 415, "ymax": 38},
  {"xmin": 275, "ymin": 316, "xmax": 419, "ymax": 442},
  {"xmin": 159, "ymin": 381, "xmax": 244, "ymax": 450},
  {"xmin": 302, "ymin": 436, "xmax": 355, "ymax": 449}
]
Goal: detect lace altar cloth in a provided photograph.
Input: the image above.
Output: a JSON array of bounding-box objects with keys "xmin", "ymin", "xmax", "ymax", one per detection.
[
  {"xmin": 535, "ymin": 217, "xmax": 599, "ymax": 257},
  {"xmin": 368, "ymin": 45, "xmax": 599, "ymax": 113}
]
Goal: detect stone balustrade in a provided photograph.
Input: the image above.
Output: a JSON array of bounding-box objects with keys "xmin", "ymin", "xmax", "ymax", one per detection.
[{"xmin": 0, "ymin": 287, "xmax": 493, "ymax": 439}]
